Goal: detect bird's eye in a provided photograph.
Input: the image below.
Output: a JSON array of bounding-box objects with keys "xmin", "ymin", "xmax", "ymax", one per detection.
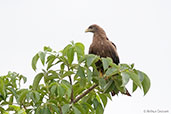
[{"xmin": 89, "ymin": 26, "xmax": 93, "ymax": 29}]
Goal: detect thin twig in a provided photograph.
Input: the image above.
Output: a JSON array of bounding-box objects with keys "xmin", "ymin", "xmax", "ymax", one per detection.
[
  {"xmin": 21, "ymin": 103, "xmax": 27, "ymax": 111},
  {"xmin": 59, "ymin": 105, "xmax": 63, "ymax": 114},
  {"xmin": 67, "ymin": 65, "xmax": 74, "ymax": 103},
  {"xmin": 68, "ymin": 76, "xmax": 74, "ymax": 103},
  {"xmin": 73, "ymin": 84, "xmax": 98, "ymax": 103}
]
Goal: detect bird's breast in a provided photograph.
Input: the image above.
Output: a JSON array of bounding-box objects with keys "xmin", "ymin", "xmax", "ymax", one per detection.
[{"xmin": 91, "ymin": 40, "xmax": 107, "ymax": 57}]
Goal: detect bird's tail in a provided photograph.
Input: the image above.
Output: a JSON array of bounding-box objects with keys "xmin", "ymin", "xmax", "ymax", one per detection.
[
  {"xmin": 111, "ymin": 90, "xmax": 116, "ymax": 96},
  {"xmin": 124, "ymin": 89, "xmax": 131, "ymax": 96},
  {"xmin": 111, "ymin": 88, "xmax": 131, "ymax": 96}
]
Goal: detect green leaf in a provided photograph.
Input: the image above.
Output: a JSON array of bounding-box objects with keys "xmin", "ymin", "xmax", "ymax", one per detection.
[
  {"xmin": 9, "ymin": 105, "xmax": 20, "ymax": 111},
  {"xmin": 19, "ymin": 75, "xmax": 27, "ymax": 85},
  {"xmin": 73, "ymin": 104, "xmax": 85, "ymax": 114},
  {"xmin": 32, "ymin": 73, "xmax": 44, "ymax": 90},
  {"xmin": 67, "ymin": 46, "xmax": 75, "ymax": 65},
  {"xmin": 102, "ymin": 57, "xmax": 112, "ymax": 71},
  {"xmin": 21, "ymin": 75, "xmax": 27, "ymax": 84},
  {"xmin": 0, "ymin": 78, "xmax": 6, "ymax": 100},
  {"xmin": 103, "ymin": 80, "xmax": 115, "ymax": 93},
  {"xmin": 45, "ymin": 75, "xmax": 58, "ymax": 82},
  {"xmin": 49, "ymin": 104, "xmax": 60, "ymax": 114},
  {"xmin": 61, "ymin": 71, "xmax": 74, "ymax": 78},
  {"xmin": 96, "ymin": 103, "xmax": 104, "ymax": 114},
  {"xmin": 73, "ymin": 106, "xmax": 81, "ymax": 114},
  {"xmin": 9, "ymin": 95, "xmax": 13, "ymax": 105},
  {"xmin": 78, "ymin": 56, "xmax": 86, "ymax": 64},
  {"xmin": 35, "ymin": 107, "xmax": 41, "ymax": 114},
  {"xmin": 133, "ymin": 82, "xmax": 137, "ymax": 92},
  {"xmin": 44, "ymin": 46, "xmax": 52, "ymax": 52},
  {"xmin": 76, "ymin": 66, "xmax": 85, "ymax": 78},
  {"xmin": 18, "ymin": 108, "xmax": 27, "ymax": 114},
  {"xmin": 99, "ymin": 78, "xmax": 106, "ymax": 89},
  {"xmin": 124, "ymin": 71, "xmax": 142, "ymax": 88},
  {"xmin": 60, "ymin": 63, "xmax": 65, "ymax": 70},
  {"xmin": 62, "ymin": 104, "xmax": 70, "ymax": 114},
  {"xmin": 47, "ymin": 55, "xmax": 55, "ymax": 63},
  {"xmin": 61, "ymin": 80, "xmax": 72, "ymax": 97},
  {"xmin": 79, "ymin": 77, "xmax": 86, "ymax": 87},
  {"xmin": 82, "ymin": 103, "xmax": 94, "ymax": 113},
  {"xmin": 75, "ymin": 42, "xmax": 84, "ymax": 55},
  {"xmin": 87, "ymin": 68, "xmax": 93, "ymax": 82},
  {"xmin": 0, "ymin": 107, "xmax": 5, "ymax": 114},
  {"xmin": 62, "ymin": 44, "xmax": 72, "ymax": 56},
  {"xmin": 46, "ymin": 55, "xmax": 56, "ymax": 70},
  {"xmin": 7, "ymin": 87, "xmax": 18, "ymax": 100},
  {"xmin": 132, "ymin": 70, "xmax": 148, "ymax": 93},
  {"xmin": 61, "ymin": 80, "xmax": 71, "ymax": 88},
  {"xmin": 141, "ymin": 72, "xmax": 151, "ymax": 95},
  {"xmin": 38, "ymin": 51, "xmax": 46, "ymax": 65},
  {"xmin": 42, "ymin": 107, "xmax": 51, "ymax": 114},
  {"xmin": 121, "ymin": 72, "xmax": 130, "ymax": 87},
  {"xmin": 135, "ymin": 70, "xmax": 145, "ymax": 82},
  {"xmin": 131, "ymin": 63, "xmax": 134, "ymax": 69},
  {"xmin": 104, "ymin": 67, "xmax": 118, "ymax": 77},
  {"xmin": 120, "ymin": 64, "xmax": 130, "ymax": 70},
  {"xmin": 31, "ymin": 91, "xmax": 40, "ymax": 103},
  {"xmin": 73, "ymin": 83, "xmax": 84, "ymax": 97},
  {"xmin": 114, "ymin": 76, "xmax": 126, "ymax": 93},
  {"xmin": 17, "ymin": 89, "xmax": 29, "ymax": 103},
  {"xmin": 93, "ymin": 98, "xmax": 99, "ymax": 109},
  {"xmin": 46, "ymin": 70, "xmax": 59, "ymax": 82},
  {"xmin": 98, "ymin": 94, "xmax": 107, "ymax": 108},
  {"xmin": 50, "ymin": 85, "xmax": 57, "ymax": 95},
  {"xmin": 32, "ymin": 53, "xmax": 39, "ymax": 71},
  {"xmin": 58, "ymin": 85, "xmax": 65, "ymax": 98},
  {"xmin": 75, "ymin": 42, "xmax": 85, "ymax": 61},
  {"xmin": 86, "ymin": 54, "xmax": 97, "ymax": 67}
]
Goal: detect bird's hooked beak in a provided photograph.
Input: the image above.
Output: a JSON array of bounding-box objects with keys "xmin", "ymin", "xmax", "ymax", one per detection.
[
  {"xmin": 85, "ymin": 28, "xmax": 94, "ymax": 33},
  {"xmin": 85, "ymin": 28, "xmax": 90, "ymax": 33}
]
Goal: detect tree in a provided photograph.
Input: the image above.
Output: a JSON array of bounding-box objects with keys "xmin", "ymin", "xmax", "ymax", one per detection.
[{"xmin": 0, "ymin": 42, "xmax": 150, "ymax": 114}]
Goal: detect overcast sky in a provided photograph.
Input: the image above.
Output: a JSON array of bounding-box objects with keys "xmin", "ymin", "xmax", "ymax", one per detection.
[{"xmin": 0, "ymin": 0, "xmax": 171, "ymax": 114}]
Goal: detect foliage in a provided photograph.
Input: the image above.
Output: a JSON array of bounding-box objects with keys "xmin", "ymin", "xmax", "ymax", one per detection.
[{"xmin": 0, "ymin": 42, "xmax": 150, "ymax": 114}]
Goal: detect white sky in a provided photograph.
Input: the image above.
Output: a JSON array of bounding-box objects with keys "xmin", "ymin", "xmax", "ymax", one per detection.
[{"xmin": 0, "ymin": 0, "xmax": 171, "ymax": 114}]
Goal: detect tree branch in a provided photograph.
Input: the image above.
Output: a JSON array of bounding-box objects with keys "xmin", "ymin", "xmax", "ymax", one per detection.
[
  {"xmin": 73, "ymin": 84, "xmax": 98, "ymax": 103},
  {"xmin": 68, "ymin": 76, "xmax": 74, "ymax": 103},
  {"xmin": 67, "ymin": 65, "xmax": 74, "ymax": 103}
]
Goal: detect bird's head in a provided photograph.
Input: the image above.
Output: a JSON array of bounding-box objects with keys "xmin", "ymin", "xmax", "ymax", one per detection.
[
  {"xmin": 85, "ymin": 24, "xmax": 101, "ymax": 33},
  {"xmin": 85, "ymin": 24, "xmax": 107, "ymax": 39}
]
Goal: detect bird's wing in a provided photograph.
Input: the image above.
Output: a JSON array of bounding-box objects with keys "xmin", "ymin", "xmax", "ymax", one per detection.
[
  {"xmin": 88, "ymin": 44, "xmax": 94, "ymax": 54},
  {"xmin": 106, "ymin": 41, "xmax": 120, "ymax": 65},
  {"xmin": 106, "ymin": 37, "xmax": 117, "ymax": 49},
  {"xmin": 89, "ymin": 40, "xmax": 120, "ymax": 65}
]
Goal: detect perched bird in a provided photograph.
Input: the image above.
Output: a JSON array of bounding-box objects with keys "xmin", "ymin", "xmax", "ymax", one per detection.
[{"xmin": 85, "ymin": 24, "xmax": 131, "ymax": 96}]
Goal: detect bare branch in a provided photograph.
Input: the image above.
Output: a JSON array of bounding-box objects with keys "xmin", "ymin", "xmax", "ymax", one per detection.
[{"xmin": 73, "ymin": 84, "xmax": 98, "ymax": 103}]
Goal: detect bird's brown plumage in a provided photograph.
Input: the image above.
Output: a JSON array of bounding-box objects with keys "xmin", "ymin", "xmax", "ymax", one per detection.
[
  {"xmin": 86, "ymin": 24, "xmax": 119, "ymax": 65},
  {"xmin": 85, "ymin": 24, "xmax": 131, "ymax": 96}
]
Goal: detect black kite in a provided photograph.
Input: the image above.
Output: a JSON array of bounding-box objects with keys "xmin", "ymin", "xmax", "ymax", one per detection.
[{"xmin": 85, "ymin": 24, "xmax": 131, "ymax": 96}]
